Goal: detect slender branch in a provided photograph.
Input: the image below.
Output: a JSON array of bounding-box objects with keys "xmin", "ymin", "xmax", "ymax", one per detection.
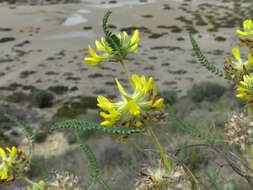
[
  {"xmin": 145, "ymin": 122, "xmax": 172, "ymax": 173},
  {"xmin": 171, "ymin": 143, "xmax": 253, "ymax": 188},
  {"xmin": 119, "ymin": 59, "xmax": 134, "ymax": 88}
]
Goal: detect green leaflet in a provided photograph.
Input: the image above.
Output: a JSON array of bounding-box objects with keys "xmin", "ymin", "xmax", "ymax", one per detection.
[
  {"xmin": 30, "ymin": 159, "xmax": 49, "ymax": 181},
  {"xmin": 102, "ymin": 11, "xmax": 122, "ymax": 57},
  {"xmin": 5, "ymin": 114, "xmax": 35, "ymax": 160},
  {"xmin": 51, "ymin": 119, "xmax": 143, "ymax": 135},
  {"xmin": 175, "ymin": 141, "xmax": 188, "ymax": 164},
  {"xmin": 75, "ymin": 129, "xmax": 111, "ymax": 190},
  {"xmin": 189, "ymin": 33, "xmax": 232, "ymax": 80},
  {"xmin": 167, "ymin": 104, "xmax": 224, "ymax": 144}
]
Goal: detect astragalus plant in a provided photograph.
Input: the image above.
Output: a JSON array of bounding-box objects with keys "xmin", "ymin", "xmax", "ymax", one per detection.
[{"xmin": 2, "ymin": 11, "xmax": 253, "ymax": 190}]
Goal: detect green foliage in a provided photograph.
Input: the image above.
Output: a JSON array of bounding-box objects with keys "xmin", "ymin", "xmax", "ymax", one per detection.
[
  {"xmin": 53, "ymin": 103, "xmax": 86, "ymax": 119},
  {"xmin": 102, "ymin": 11, "xmax": 122, "ymax": 58},
  {"xmin": 174, "ymin": 141, "xmax": 188, "ymax": 164},
  {"xmin": 51, "ymin": 119, "xmax": 143, "ymax": 136},
  {"xmin": 53, "ymin": 97, "xmax": 97, "ymax": 119},
  {"xmin": 187, "ymin": 82, "xmax": 227, "ymax": 103},
  {"xmin": 30, "ymin": 159, "xmax": 49, "ymax": 181},
  {"xmin": 186, "ymin": 147, "xmax": 210, "ymax": 171},
  {"xmin": 5, "ymin": 113, "xmax": 35, "ymax": 159},
  {"xmin": 75, "ymin": 129, "xmax": 111, "ymax": 190},
  {"xmin": 189, "ymin": 33, "xmax": 232, "ymax": 80},
  {"xmin": 34, "ymin": 131, "xmax": 48, "ymax": 143},
  {"xmin": 204, "ymin": 170, "xmax": 238, "ymax": 190},
  {"xmin": 167, "ymin": 104, "xmax": 224, "ymax": 144},
  {"xmin": 30, "ymin": 89, "xmax": 54, "ymax": 108},
  {"xmin": 4, "ymin": 114, "xmax": 50, "ymax": 181},
  {"xmin": 5, "ymin": 92, "xmax": 28, "ymax": 103}
]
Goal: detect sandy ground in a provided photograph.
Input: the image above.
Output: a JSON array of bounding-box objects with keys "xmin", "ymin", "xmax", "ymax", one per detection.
[{"xmin": 0, "ymin": 0, "xmax": 244, "ymax": 102}]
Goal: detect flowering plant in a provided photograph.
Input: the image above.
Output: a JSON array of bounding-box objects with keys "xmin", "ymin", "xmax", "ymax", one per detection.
[{"xmin": 2, "ymin": 12, "xmax": 253, "ymax": 190}]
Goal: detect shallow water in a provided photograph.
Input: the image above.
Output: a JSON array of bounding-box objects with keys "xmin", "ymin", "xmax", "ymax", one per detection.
[
  {"xmin": 85, "ymin": 0, "xmax": 156, "ymax": 9},
  {"xmin": 62, "ymin": 14, "xmax": 87, "ymax": 26}
]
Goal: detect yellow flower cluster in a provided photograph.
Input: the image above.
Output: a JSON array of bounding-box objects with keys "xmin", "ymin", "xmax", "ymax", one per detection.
[
  {"xmin": 0, "ymin": 146, "xmax": 29, "ymax": 185},
  {"xmin": 83, "ymin": 16, "xmax": 165, "ymax": 129},
  {"xmin": 237, "ymin": 19, "xmax": 253, "ymax": 40},
  {"xmin": 84, "ymin": 30, "xmax": 139, "ymax": 66},
  {"xmin": 97, "ymin": 74, "xmax": 164, "ymax": 128},
  {"xmin": 225, "ymin": 19, "xmax": 253, "ymax": 104}
]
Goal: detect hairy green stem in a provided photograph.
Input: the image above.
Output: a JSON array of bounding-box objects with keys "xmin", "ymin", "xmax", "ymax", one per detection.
[
  {"xmin": 23, "ymin": 176, "xmax": 43, "ymax": 189},
  {"xmin": 146, "ymin": 123, "xmax": 172, "ymax": 173},
  {"xmin": 119, "ymin": 59, "xmax": 134, "ymax": 88},
  {"xmin": 248, "ymin": 107, "xmax": 252, "ymax": 117}
]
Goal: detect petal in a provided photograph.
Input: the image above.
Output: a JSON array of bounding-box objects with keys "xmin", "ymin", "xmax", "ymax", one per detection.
[
  {"xmin": 115, "ymin": 78, "xmax": 131, "ymax": 100},
  {"xmin": 123, "ymin": 31, "xmax": 129, "ymax": 43},
  {"xmin": 237, "ymin": 30, "xmax": 249, "ymax": 37},
  {"xmin": 84, "ymin": 57, "xmax": 101, "ymax": 66},
  {"xmin": 101, "ymin": 37, "xmax": 113, "ymax": 53},
  {"xmin": 97, "ymin": 96, "xmax": 113, "ymax": 111},
  {"xmin": 244, "ymin": 20, "xmax": 253, "ymax": 31},
  {"xmin": 130, "ymin": 43, "xmax": 138, "ymax": 53},
  {"xmin": 232, "ymin": 47, "xmax": 240, "ymax": 60},
  {"xmin": 88, "ymin": 45, "xmax": 98, "ymax": 57},
  {"xmin": 39, "ymin": 180, "xmax": 45, "ymax": 185},
  {"xmin": 248, "ymin": 53, "xmax": 253, "ymax": 64},
  {"xmin": 130, "ymin": 30, "xmax": 139, "ymax": 46},
  {"xmin": 0, "ymin": 148, "xmax": 6, "ymax": 160},
  {"xmin": 95, "ymin": 40, "xmax": 105, "ymax": 52},
  {"xmin": 132, "ymin": 74, "xmax": 142, "ymax": 91},
  {"xmin": 7, "ymin": 147, "xmax": 16, "ymax": 161},
  {"xmin": 146, "ymin": 77, "xmax": 154, "ymax": 92},
  {"xmin": 100, "ymin": 120, "xmax": 113, "ymax": 127},
  {"xmin": 0, "ymin": 170, "xmax": 8, "ymax": 180},
  {"xmin": 127, "ymin": 100, "xmax": 140, "ymax": 116},
  {"xmin": 237, "ymin": 86, "xmax": 247, "ymax": 92},
  {"xmin": 152, "ymin": 98, "xmax": 165, "ymax": 110}
]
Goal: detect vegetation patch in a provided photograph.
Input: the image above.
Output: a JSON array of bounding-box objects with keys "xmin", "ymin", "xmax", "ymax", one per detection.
[
  {"xmin": 0, "ymin": 37, "xmax": 15, "ymax": 43},
  {"xmin": 187, "ymin": 82, "xmax": 227, "ymax": 103},
  {"xmin": 48, "ymin": 85, "xmax": 68, "ymax": 95},
  {"xmin": 5, "ymin": 92, "xmax": 29, "ymax": 103},
  {"xmin": 30, "ymin": 89, "xmax": 54, "ymax": 108}
]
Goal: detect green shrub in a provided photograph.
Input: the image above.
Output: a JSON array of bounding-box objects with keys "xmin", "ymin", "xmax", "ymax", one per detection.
[
  {"xmin": 187, "ymin": 82, "xmax": 227, "ymax": 102},
  {"xmin": 53, "ymin": 103, "xmax": 86, "ymax": 119},
  {"xmin": 34, "ymin": 131, "xmax": 48, "ymax": 143},
  {"xmin": 30, "ymin": 90, "xmax": 54, "ymax": 108},
  {"xmin": 5, "ymin": 92, "xmax": 28, "ymax": 103}
]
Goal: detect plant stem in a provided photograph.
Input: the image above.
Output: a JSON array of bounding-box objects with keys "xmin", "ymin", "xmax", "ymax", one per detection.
[
  {"xmin": 247, "ymin": 142, "xmax": 253, "ymax": 170},
  {"xmin": 119, "ymin": 59, "xmax": 134, "ymax": 88},
  {"xmin": 23, "ymin": 176, "xmax": 42, "ymax": 189},
  {"xmin": 146, "ymin": 123, "xmax": 172, "ymax": 173},
  {"xmin": 248, "ymin": 107, "xmax": 252, "ymax": 118}
]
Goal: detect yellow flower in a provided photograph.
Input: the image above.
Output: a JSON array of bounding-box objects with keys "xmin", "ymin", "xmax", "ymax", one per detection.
[
  {"xmin": 97, "ymin": 74, "xmax": 164, "ymax": 128},
  {"xmin": 237, "ymin": 19, "xmax": 253, "ymax": 39},
  {"xmin": 236, "ymin": 73, "xmax": 253, "ymax": 100},
  {"xmin": 0, "ymin": 146, "xmax": 17, "ymax": 180},
  {"xmin": 27, "ymin": 180, "xmax": 45, "ymax": 190},
  {"xmin": 84, "ymin": 30, "xmax": 139, "ymax": 66},
  {"xmin": 0, "ymin": 146, "xmax": 29, "ymax": 185},
  {"xmin": 226, "ymin": 47, "xmax": 253, "ymax": 71}
]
